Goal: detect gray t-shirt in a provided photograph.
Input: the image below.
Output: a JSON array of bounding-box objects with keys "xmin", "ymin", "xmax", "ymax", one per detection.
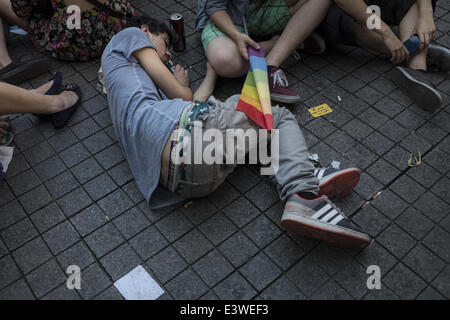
[{"xmin": 101, "ymin": 27, "xmax": 191, "ymax": 208}]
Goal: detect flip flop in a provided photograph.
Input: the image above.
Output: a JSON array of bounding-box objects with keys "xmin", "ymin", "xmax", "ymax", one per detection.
[
  {"xmin": 34, "ymin": 71, "xmax": 64, "ymax": 121},
  {"xmin": 50, "ymin": 83, "xmax": 82, "ymax": 129}
]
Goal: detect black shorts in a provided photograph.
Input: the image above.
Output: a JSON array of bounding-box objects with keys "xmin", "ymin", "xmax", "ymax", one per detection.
[{"xmin": 319, "ymin": 0, "xmax": 438, "ymax": 46}]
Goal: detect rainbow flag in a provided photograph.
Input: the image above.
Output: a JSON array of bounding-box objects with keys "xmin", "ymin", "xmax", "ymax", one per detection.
[{"xmin": 236, "ymin": 47, "xmax": 273, "ymax": 131}]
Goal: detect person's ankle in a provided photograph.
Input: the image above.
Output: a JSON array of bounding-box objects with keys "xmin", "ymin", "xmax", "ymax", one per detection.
[{"xmin": 0, "ymin": 57, "xmax": 12, "ymax": 69}]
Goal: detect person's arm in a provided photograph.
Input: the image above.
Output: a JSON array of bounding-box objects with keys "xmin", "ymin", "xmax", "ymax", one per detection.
[
  {"xmin": 133, "ymin": 48, "xmax": 193, "ymax": 101},
  {"xmin": 416, "ymin": 0, "xmax": 436, "ymax": 48},
  {"xmin": 334, "ymin": 0, "xmax": 409, "ymax": 64}
]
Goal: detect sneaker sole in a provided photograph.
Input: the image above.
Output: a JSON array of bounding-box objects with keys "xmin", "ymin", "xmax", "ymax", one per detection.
[
  {"xmin": 319, "ymin": 168, "xmax": 361, "ymax": 200},
  {"xmin": 391, "ymin": 67, "xmax": 442, "ymax": 111},
  {"xmin": 2, "ymin": 58, "xmax": 53, "ymax": 85},
  {"xmin": 428, "ymin": 45, "xmax": 450, "ymax": 72},
  {"xmin": 270, "ymin": 93, "xmax": 301, "ymax": 104},
  {"xmin": 281, "ymin": 211, "xmax": 371, "ymax": 247}
]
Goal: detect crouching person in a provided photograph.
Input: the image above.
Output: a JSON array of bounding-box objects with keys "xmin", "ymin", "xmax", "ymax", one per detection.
[{"xmin": 101, "ymin": 16, "xmax": 371, "ymax": 247}]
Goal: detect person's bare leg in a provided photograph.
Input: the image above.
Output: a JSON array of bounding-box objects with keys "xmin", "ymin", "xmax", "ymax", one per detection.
[
  {"xmin": 399, "ymin": 3, "xmax": 427, "ymax": 70},
  {"xmin": 266, "ymin": 0, "xmax": 333, "ymax": 67},
  {"xmin": 0, "ymin": 0, "xmax": 28, "ymax": 30},
  {"xmin": 0, "ymin": 17, "xmax": 11, "ymax": 68},
  {"xmin": 206, "ymin": 35, "xmax": 282, "ymax": 78},
  {"xmin": 352, "ymin": 22, "xmax": 391, "ymax": 54},
  {"xmin": 0, "ymin": 82, "xmax": 77, "ymax": 115},
  {"xmin": 193, "ymin": 62, "xmax": 218, "ymax": 102}
]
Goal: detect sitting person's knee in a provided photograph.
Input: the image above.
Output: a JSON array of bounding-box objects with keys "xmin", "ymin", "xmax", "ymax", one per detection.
[{"xmin": 206, "ymin": 41, "xmax": 247, "ymax": 77}]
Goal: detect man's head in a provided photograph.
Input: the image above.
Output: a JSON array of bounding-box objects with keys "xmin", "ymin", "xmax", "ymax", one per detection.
[{"xmin": 127, "ymin": 15, "xmax": 175, "ymax": 63}]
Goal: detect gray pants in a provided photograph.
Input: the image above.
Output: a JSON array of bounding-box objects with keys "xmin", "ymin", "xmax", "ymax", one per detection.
[{"xmin": 176, "ymin": 95, "xmax": 319, "ymax": 202}]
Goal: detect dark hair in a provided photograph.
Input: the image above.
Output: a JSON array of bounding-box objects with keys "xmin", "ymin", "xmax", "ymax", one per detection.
[{"xmin": 126, "ymin": 15, "xmax": 176, "ymax": 46}]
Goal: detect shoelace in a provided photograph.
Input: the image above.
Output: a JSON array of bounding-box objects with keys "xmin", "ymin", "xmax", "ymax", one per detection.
[{"xmin": 272, "ymin": 69, "xmax": 289, "ymax": 88}]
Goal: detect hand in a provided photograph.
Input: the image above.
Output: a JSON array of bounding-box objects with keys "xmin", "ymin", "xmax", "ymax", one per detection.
[
  {"xmin": 234, "ymin": 33, "xmax": 260, "ymax": 60},
  {"xmin": 416, "ymin": 15, "xmax": 436, "ymax": 49},
  {"xmin": 173, "ymin": 64, "xmax": 190, "ymax": 87},
  {"xmin": 383, "ymin": 32, "xmax": 409, "ymax": 65}
]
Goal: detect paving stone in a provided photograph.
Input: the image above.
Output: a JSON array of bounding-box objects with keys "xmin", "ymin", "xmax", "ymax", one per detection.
[
  {"xmin": 240, "ymin": 252, "xmax": 281, "ymax": 291},
  {"xmin": 8, "ymin": 169, "xmax": 41, "ymax": 196},
  {"xmin": 165, "ymin": 268, "xmax": 208, "ymax": 299},
  {"xmin": 0, "ymin": 200, "xmax": 26, "ymax": 230},
  {"xmin": 70, "ymin": 204, "xmax": 108, "ymax": 236},
  {"xmin": 43, "ymin": 220, "xmax": 80, "ymax": 255},
  {"xmin": 403, "ymin": 245, "xmax": 445, "ymax": 282},
  {"xmin": 213, "ymin": 271, "xmax": 256, "ymax": 300},
  {"xmin": 33, "ymin": 155, "xmax": 66, "ymax": 183},
  {"xmin": 129, "ymin": 226, "xmax": 168, "ymax": 260},
  {"xmin": 422, "ymin": 226, "xmax": 450, "ymax": 263},
  {"xmin": 113, "ymin": 207, "xmax": 150, "ymax": 239},
  {"xmin": 198, "ymin": 211, "xmax": 238, "ymax": 246},
  {"xmin": 363, "ymin": 286, "xmax": 400, "ymax": 300},
  {"xmin": 372, "ymin": 189, "xmax": 408, "ymax": 220},
  {"xmin": 264, "ymin": 234, "xmax": 305, "ymax": 271},
  {"xmin": 431, "ymin": 176, "xmax": 449, "ymax": 203},
  {"xmin": 82, "ymin": 130, "xmax": 113, "ymax": 154},
  {"xmin": 83, "ymin": 173, "xmax": 117, "ymax": 201},
  {"xmin": 342, "ymin": 118, "xmax": 374, "ymax": 141},
  {"xmin": 12, "ymin": 237, "xmax": 52, "ymax": 274},
  {"xmin": 366, "ymin": 158, "xmax": 401, "ymax": 185},
  {"xmin": 395, "ymin": 109, "xmax": 427, "ymax": 131},
  {"xmin": 1, "ymin": 218, "xmax": 38, "ymax": 251},
  {"xmin": 207, "ymin": 181, "xmax": 240, "ymax": 209},
  {"xmin": 70, "ymin": 157, "xmax": 104, "ymax": 184},
  {"xmin": 25, "ymin": 259, "xmax": 66, "ymax": 298},
  {"xmin": 93, "ymin": 286, "xmax": 124, "ymax": 300},
  {"xmin": 370, "ymin": 77, "xmax": 397, "ymax": 95},
  {"xmin": 42, "ymin": 283, "xmax": 81, "ymax": 300},
  {"xmin": 100, "ymin": 243, "xmax": 141, "ymax": 281},
  {"xmin": 286, "ymin": 256, "xmax": 329, "ymax": 297},
  {"xmin": 71, "ymin": 117, "xmax": 101, "ymax": 140},
  {"xmin": 147, "ymin": 246, "xmax": 188, "ymax": 284},
  {"xmin": 57, "ymin": 187, "xmax": 93, "ymax": 217},
  {"xmin": 389, "ymin": 175, "xmax": 426, "ymax": 204},
  {"xmin": 416, "ymin": 122, "xmax": 447, "ymax": 146},
  {"xmin": 343, "ymin": 143, "xmax": 378, "ymax": 170},
  {"xmin": 45, "ymin": 171, "xmax": 79, "ymax": 199},
  {"xmin": 324, "ymin": 129, "xmax": 358, "ymax": 154},
  {"xmin": 377, "ymin": 224, "xmax": 416, "ymax": 259},
  {"xmin": 85, "ymin": 223, "xmax": 124, "ymax": 258},
  {"xmin": 0, "ymin": 238, "xmax": 7, "ymax": 258},
  {"xmin": 243, "ymin": 214, "xmax": 282, "ymax": 249},
  {"xmin": 377, "ymin": 120, "xmax": 410, "ymax": 144},
  {"xmin": 384, "ymin": 263, "xmax": 427, "ymax": 300},
  {"xmin": 416, "ymin": 286, "xmax": 446, "ymax": 300},
  {"xmin": 6, "ymin": 152, "xmax": 30, "ymax": 179},
  {"xmin": 56, "ymin": 241, "xmax": 95, "ymax": 271},
  {"xmin": 95, "ymin": 144, "xmax": 125, "ymax": 170},
  {"xmin": 222, "ymin": 196, "xmax": 260, "ymax": 228},
  {"xmin": 108, "ymin": 162, "xmax": 134, "ymax": 186},
  {"xmin": 431, "ymin": 265, "xmax": 450, "ymax": 299},
  {"xmin": 60, "ymin": 143, "xmax": 90, "ymax": 168},
  {"xmin": 407, "ymin": 162, "xmax": 442, "ymax": 189},
  {"xmin": 18, "ymin": 185, "xmax": 53, "ymax": 214},
  {"xmin": 355, "ymin": 85, "xmax": 384, "ymax": 105},
  {"xmin": 155, "ymin": 208, "xmax": 193, "ymax": 242},
  {"xmin": 354, "ymin": 173, "xmax": 384, "ymax": 200},
  {"xmin": 395, "ymin": 207, "xmax": 435, "ymax": 240},
  {"xmin": 356, "ymin": 240, "xmax": 398, "ymax": 275},
  {"xmin": 178, "ymin": 197, "xmax": 217, "ymax": 226},
  {"xmin": 173, "ymin": 228, "xmax": 213, "ymax": 264},
  {"xmin": 305, "ymin": 116, "xmax": 337, "ymax": 139},
  {"xmin": 311, "ymin": 279, "xmax": 352, "ymax": 300},
  {"xmin": 424, "ymin": 147, "xmax": 450, "ymax": 174},
  {"xmin": 218, "ymin": 231, "xmax": 259, "ymax": 268},
  {"xmin": 0, "ymin": 279, "xmax": 35, "ymax": 300},
  {"xmin": 413, "ymin": 191, "xmax": 449, "ymax": 223},
  {"xmin": 0, "ymin": 255, "xmax": 22, "ymax": 290},
  {"xmin": 258, "ymin": 275, "xmax": 305, "ymax": 300},
  {"xmin": 193, "ymin": 249, "xmax": 234, "ymax": 287},
  {"xmin": 75, "ymin": 262, "xmax": 111, "ymax": 300},
  {"xmin": 362, "ymin": 132, "xmax": 395, "ymax": 158},
  {"xmin": 353, "ymin": 205, "xmax": 390, "ymax": 237},
  {"xmin": 373, "ymin": 97, "xmax": 405, "ymax": 118}
]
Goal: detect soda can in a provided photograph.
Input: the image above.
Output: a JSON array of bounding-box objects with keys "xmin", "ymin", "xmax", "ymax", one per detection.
[{"xmin": 169, "ymin": 13, "xmax": 186, "ymax": 52}]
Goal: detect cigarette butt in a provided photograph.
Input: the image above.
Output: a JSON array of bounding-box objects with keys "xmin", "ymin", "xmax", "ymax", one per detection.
[
  {"xmin": 361, "ymin": 201, "xmax": 370, "ymax": 209},
  {"xmin": 372, "ymin": 191, "xmax": 382, "ymax": 200},
  {"xmin": 184, "ymin": 201, "xmax": 193, "ymax": 208},
  {"xmin": 338, "ymin": 96, "xmax": 342, "ymax": 102}
]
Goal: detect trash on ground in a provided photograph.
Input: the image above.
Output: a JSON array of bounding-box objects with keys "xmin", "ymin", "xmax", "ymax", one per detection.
[{"xmin": 308, "ymin": 104, "xmax": 333, "ymax": 118}]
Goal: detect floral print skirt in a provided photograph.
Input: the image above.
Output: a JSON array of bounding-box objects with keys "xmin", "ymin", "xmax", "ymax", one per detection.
[{"xmin": 11, "ymin": 0, "xmax": 136, "ymax": 61}]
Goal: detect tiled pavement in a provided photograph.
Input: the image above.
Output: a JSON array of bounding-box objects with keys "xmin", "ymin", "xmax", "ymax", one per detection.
[{"xmin": 0, "ymin": 0, "xmax": 449, "ymax": 300}]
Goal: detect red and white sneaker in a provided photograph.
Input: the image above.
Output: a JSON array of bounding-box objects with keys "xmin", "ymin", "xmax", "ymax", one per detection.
[
  {"xmin": 315, "ymin": 167, "xmax": 361, "ymax": 200},
  {"xmin": 268, "ymin": 66, "xmax": 301, "ymax": 104},
  {"xmin": 281, "ymin": 194, "xmax": 371, "ymax": 247}
]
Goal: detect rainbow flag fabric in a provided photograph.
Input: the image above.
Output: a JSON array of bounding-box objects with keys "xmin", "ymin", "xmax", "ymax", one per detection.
[{"xmin": 236, "ymin": 46, "xmax": 273, "ymax": 131}]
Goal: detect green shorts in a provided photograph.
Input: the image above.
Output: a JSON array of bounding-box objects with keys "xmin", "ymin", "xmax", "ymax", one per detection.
[{"xmin": 201, "ymin": 0, "xmax": 291, "ymax": 51}]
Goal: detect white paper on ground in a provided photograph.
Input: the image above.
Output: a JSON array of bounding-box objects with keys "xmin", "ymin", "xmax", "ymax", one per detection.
[
  {"xmin": 0, "ymin": 146, "xmax": 14, "ymax": 172},
  {"xmin": 113, "ymin": 265, "xmax": 164, "ymax": 300}
]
